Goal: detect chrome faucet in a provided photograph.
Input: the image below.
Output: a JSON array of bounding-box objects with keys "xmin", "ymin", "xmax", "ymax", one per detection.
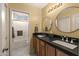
[
  {"xmin": 71, "ymin": 39, "xmax": 73, "ymax": 43},
  {"xmin": 65, "ymin": 37, "xmax": 69, "ymax": 42},
  {"xmin": 66, "ymin": 37, "xmax": 68, "ymax": 42},
  {"xmin": 70, "ymin": 39, "xmax": 75, "ymax": 43},
  {"xmin": 62, "ymin": 36, "xmax": 64, "ymax": 41}
]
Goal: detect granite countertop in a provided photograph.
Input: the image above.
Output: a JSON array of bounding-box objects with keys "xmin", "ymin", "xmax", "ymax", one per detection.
[{"xmin": 33, "ymin": 33, "xmax": 79, "ymax": 56}]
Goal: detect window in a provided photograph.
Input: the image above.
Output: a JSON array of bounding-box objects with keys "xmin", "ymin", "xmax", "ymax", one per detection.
[{"xmin": 12, "ymin": 10, "xmax": 29, "ymax": 21}]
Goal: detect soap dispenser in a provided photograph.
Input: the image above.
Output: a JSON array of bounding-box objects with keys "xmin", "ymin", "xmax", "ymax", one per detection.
[
  {"xmin": 34, "ymin": 24, "xmax": 38, "ymax": 33},
  {"xmin": 45, "ymin": 26, "xmax": 48, "ymax": 31}
]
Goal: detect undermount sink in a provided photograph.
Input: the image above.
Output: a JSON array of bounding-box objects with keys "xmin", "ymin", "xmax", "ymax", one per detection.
[
  {"xmin": 52, "ymin": 40, "xmax": 77, "ymax": 49},
  {"xmin": 37, "ymin": 35, "xmax": 46, "ymax": 38}
]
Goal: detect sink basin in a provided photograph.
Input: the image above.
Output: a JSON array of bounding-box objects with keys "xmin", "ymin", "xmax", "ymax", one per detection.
[
  {"xmin": 37, "ymin": 35, "xmax": 46, "ymax": 38},
  {"xmin": 52, "ymin": 40, "xmax": 77, "ymax": 49}
]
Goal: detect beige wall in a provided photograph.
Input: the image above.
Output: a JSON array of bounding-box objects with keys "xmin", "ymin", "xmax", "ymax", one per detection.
[
  {"xmin": 7, "ymin": 3, "xmax": 42, "ymax": 40},
  {"xmin": 42, "ymin": 3, "xmax": 79, "ymax": 38}
]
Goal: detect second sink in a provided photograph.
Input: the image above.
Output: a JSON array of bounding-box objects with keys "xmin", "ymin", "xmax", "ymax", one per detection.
[{"xmin": 52, "ymin": 40, "xmax": 77, "ymax": 49}]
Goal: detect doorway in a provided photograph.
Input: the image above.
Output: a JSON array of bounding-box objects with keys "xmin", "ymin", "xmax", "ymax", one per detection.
[{"xmin": 9, "ymin": 10, "xmax": 30, "ymax": 56}]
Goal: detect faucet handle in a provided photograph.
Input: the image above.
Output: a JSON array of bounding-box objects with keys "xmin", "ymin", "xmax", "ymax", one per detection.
[
  {"xmin": 71, "ymin": 40, "xmax": 73, "ymax": 43},
  {"xmin": 61, "ymin": 36, "xmax": 64, "ymax": 41},
  {"xmin": 70, "ymin": 39, "xmax": 75, "ymax": 43}
]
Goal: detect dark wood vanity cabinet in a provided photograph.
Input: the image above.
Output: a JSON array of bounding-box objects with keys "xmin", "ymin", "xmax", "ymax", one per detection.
[
  {"xmin": 33, "ymin": 38, "xmax": 55, "ymax": 56},
  {"xmin": 56, "ymin": 49, "xmax": 68, "ymax": 56},
  {"xmin": 32, "ymin": 37, "xmax": 69, "ymax": 56},
  {"xmin": 46, "ymin": 44, "xmax": 55, "ymax": 56}
]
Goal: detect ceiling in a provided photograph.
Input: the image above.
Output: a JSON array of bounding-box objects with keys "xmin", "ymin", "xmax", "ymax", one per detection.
[{"xmin": 29, "ymin": 3, "xmax": 48, "ymax": 8}]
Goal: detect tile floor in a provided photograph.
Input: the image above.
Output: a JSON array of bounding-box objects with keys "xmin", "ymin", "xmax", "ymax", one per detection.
[
  {"xmin": 12, "ymin": 47, "xmax": 30, "ymax": 56},
  {"xmin": 11, "ymin": 45, "xmax": 30, "ymax": 56},
  {"xmin": 10, "ymin": 40, "xmax": 30, "ymax": 56}
]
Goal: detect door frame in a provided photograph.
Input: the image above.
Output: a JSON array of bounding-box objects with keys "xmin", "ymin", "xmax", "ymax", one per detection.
[
  {"xmin": 5, "ymin": 4, "xmax": 10, "ymax": 56},
  {"xmin": 9, "ymin": 8, "xmax": 30, "ymax": 56},
  {"xmin": 0, "ymin": 3, "xmax": 10, "ymax": 56}
]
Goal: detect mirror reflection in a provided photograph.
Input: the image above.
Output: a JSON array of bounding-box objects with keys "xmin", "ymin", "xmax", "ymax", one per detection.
[{"xmin": 56, "ymin": 7, "xmax": 79, "ymax": 32}]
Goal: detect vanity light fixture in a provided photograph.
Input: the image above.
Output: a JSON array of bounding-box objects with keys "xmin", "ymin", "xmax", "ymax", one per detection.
[{"xmin": 48, "ymin": 3, "xmax": 62, "ymax": 13}]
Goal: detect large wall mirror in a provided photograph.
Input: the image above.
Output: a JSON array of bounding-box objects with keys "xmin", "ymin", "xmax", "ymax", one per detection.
[{"xmin": 56, "ymin": 7, "xmax": 79, "ymax": 32}]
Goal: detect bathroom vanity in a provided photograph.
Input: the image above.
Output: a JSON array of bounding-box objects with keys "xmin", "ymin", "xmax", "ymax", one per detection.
[
  {"xmin": 31, "ymin": 6, "xmax": 79, "ymax": 56},
  {"xmin": 32, "ymin": 33, "xmax": 79, "ymax": 56}
]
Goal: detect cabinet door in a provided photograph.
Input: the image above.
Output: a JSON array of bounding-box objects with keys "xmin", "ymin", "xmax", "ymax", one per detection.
[
  {"xmin": 39, "ymin": 46, "xmax": 45, "ymax": 56},
  {"xmin": 46, "ymin": 44, "xmax": 55, "ymax": 56},
  {"xmin": 32, "ymin": 38, "xmax": 40, "ymax": 56},
  {"xmin": 56, "ymin": 49, "xmax": 68, "ymax": 56},
  {"xmin": 33, "ymin": 37, "xmax": 37, "ymax": 49},
  {"xmin": 32, "ymin": 38, "xmax": 37, "ymax": 54},
  {"xmin": 39, "ymin": 40, "xmax": 46, "ymax": 56},
  {"xmin": 31, "ymin": 37, "xmax": 37, "ymax": 55}
]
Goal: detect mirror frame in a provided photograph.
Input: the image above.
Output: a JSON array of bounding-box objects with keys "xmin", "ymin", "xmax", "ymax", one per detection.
[{"xmin": 55, "ymin": 6, "xmax": 79, "ymax": 33}]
